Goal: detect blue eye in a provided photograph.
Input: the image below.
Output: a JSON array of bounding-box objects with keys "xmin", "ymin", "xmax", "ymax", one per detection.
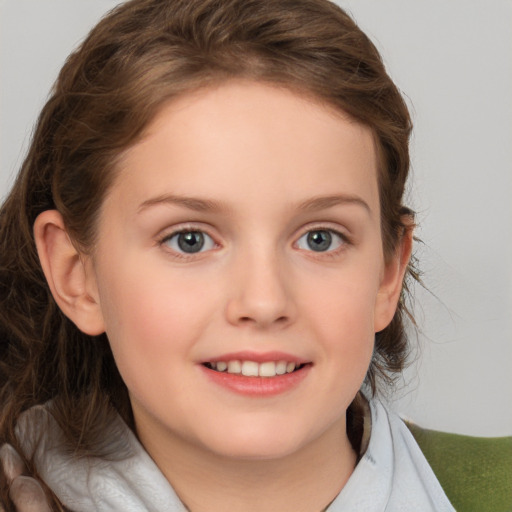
[
  {"xmin": 296, "ymin": 229, "xmax": 345, "ymax": 252},
  {"xmin": 164, "ymin": 231, "xmax": 215, "ymax": 254}
]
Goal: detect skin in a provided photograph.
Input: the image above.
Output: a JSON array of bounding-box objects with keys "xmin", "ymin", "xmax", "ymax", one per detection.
[
  {"xmin": 35, "ymin": 81, "xmax": 412, "ymax": 512},
  {"xmin": 0, "ymin": 444, "xmax": 50, "ymax": 512}
]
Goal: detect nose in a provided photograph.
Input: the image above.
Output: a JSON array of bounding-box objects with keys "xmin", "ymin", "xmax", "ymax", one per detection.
[{"xmin": 225, "ymin": 248, "xmax": 296, "ymax": 329}]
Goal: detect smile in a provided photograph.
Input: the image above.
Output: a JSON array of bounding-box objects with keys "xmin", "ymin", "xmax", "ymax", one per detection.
[
  {"xmin": 203, "ymin": 360, "xmax": 306, "ymax": 377},
  {"xmin": 200, "ymin": 354, "xmax": 312, "ymax": 397}
]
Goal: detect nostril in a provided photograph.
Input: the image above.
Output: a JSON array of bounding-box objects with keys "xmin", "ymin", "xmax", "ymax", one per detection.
[{"xmin": 237, "ymin": 315, "xmax": 289, "ymax": 326}]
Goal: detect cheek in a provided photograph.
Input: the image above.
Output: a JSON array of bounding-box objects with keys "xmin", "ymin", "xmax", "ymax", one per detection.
[
  {"xmin": 298, "ymin": 264, "xmax": 380, "ymax": 375},
  {"xmin": 301, "ymin": 259, "xmax": 381, "ymax": 333},
  {"xmin": 95, "ymin": 258, "xmax": 220, "ymax": 372},
  {"xmin": 319, "ymin": 290, "xmax": 376, "ymax": 363},
  {"xmin": 95, "ymin": 263, "xmax": 224, "ymax": 416},
  {"xmin": 109, "ymin": 279, "xmax": 202, "ymax": 335}
]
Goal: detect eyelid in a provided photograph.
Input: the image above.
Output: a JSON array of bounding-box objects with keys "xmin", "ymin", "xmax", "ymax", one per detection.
[
  {"xmin": 294, "ymin": 224, "xmax": 352, "ymax": 253},
  {"xmin": 295, "ymin": 222, "xmax": 351, "ymax": 241},
  {"xmin": 157, "ymin": 224, "xmax": 220, "ymax": 258},
  {"xmin": 157, "ymin": 221, "xmax": 217, "ymax": 241}
]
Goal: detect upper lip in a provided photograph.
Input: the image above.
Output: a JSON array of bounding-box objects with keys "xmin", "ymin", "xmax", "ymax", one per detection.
[{"xmin": 200, "ymin": 351, "xmax": 310, "ymax": 364}]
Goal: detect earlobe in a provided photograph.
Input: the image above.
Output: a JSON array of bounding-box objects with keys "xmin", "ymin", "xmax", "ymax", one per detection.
[
  {"xmin": 374, "ymin": 224, "xmax": 414, "ymax": 333},
  {"xmin": 33, "ymin": 210, "xmax": 105, "ymax": 336}
]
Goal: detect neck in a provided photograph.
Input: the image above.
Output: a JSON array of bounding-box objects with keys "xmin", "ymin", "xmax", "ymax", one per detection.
[{"xmin": 139, "ymin": 417, "xmax": 357, "ymax": 512}]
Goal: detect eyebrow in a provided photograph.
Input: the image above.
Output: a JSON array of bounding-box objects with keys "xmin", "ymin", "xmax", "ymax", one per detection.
[
  {"xmin": 297, "ymin": 194, "xmax": 372, "ymax": 214},
  {"xmin": 137, "ymin": 194, "xmax": 228, "ymax": 214},
  {"xmin": 137, "ymin": 193, "xmax": 371, "ymax": 215}
]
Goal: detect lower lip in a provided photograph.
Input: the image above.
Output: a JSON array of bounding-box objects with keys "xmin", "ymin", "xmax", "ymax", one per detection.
[{"xmin": 200, "ymin": 365, "xmax": 311, "ymax": 397}]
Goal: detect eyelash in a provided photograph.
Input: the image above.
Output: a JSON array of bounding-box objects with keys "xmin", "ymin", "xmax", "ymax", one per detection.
[
  {"xmin": 294, "ymin": 227, "xmax": 351, "ymax": 258},
  {"xmin": 157, "ymin": 225, "xmax": 351, "ymax": 260},
  {"xmin": 158, "ymin": 227, "xmax": 218, "ymax": 260}
]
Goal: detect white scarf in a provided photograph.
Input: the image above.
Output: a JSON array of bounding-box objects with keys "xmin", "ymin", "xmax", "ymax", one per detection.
[
  {"xmin": 16, "ymin": 400, "xmax": 454, "ymax": 511},
  {"xmin": 327, "ymin": 400, "xmax": 454, "ymax": 511}
]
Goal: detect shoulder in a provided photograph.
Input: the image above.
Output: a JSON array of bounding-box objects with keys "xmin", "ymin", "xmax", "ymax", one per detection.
[
  {"xmin": 405, "ymin": 421, "xmax": 512, "ymax": 512},
  {"xmin": 14, "ymin": 403, "xmax": 184, "ymax": 511},
  {"xmin": 329, "ymin": 399, "xmax": 455, "ymax": 511},
  {"xmin": 369, "ymin": 400, "xmax": 456, "ymax": 511}
]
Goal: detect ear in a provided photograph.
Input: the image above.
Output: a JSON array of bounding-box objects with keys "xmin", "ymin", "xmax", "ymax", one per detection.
[
  {"xmin": 374, "ymin": 222, "xmax": 414, "ymax": 333},
  {"xmin": 33, "ymin": 210, "xmax": 105, "ymax": 336}
]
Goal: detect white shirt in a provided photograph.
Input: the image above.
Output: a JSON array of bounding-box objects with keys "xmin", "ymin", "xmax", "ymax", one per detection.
[
  {"xmin": 16, "ymin": 400, "xmax": 454, "ymax": 511},
  {"xmin": 327, "ymin": 400, "xmax": 454, "ymax": 511}
]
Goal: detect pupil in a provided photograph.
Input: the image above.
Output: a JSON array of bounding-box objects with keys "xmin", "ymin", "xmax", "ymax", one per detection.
[
  {"xmin": 307, "ymin": 230, "xmax": 331, "ymax": 252},
  {"xmin": 178, "ymin": 231, "xmax": 204, "ymax": 253}
]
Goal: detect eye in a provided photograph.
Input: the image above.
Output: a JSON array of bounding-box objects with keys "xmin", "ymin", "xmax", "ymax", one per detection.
[
  {"xmin": 163, "ymin": 230, "xmax": 216, "ymax": 254},
  {"xmin": 296, "ymin": 229, "xmax": 346, "ymax": 252}
]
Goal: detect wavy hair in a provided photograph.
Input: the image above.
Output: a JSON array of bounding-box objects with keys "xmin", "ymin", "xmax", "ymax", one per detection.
[{"xmin": 0, "ymin": 1, "xmax": 415, "ymax": 505}]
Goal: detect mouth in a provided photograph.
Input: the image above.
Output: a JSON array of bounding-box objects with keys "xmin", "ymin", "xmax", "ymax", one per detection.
[
  {"xmin": 199, "ymin": 352, "xmax": 312, "ymax": 396},
  {"xmin": 202, "ymin": 360, "xmax": 309, "ymax": 377}
]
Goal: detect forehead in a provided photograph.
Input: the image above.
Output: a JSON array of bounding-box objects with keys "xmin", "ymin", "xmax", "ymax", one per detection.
[{"xmin": 112, "ymin": 80, "xmax": 379, "ymax": 214}]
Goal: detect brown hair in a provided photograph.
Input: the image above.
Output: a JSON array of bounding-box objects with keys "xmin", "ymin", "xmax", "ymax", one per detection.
[{"xmin": 0, "ymin": 0, "xmax": 414, "ymax": 501}]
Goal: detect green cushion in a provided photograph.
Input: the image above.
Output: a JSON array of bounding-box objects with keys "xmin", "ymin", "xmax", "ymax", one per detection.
[{"xmin": 406, "ymin": 422, "xmax": 512, "ymax": 512}]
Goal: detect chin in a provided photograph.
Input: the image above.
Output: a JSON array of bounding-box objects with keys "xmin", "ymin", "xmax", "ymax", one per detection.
[
  {"xmin": 195, "ymin": 421, "xmax": 314, "ymax": 462},
  {"xmin": 210, "ymin": 439, "xmax": 302, "ymax": 462}
]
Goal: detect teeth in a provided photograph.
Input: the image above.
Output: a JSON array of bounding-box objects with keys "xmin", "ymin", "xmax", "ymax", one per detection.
[
  {"xmin": 206, "ymin": 359, "xmax": 303, "ymax": 377},
  {"xmin": 227, "ymin": 360, "xmax": 242, "ymax": 374},
  {"xmin": 216, "ymin": 361, "xmax": 227, "ymax": 372},
  {"xmin": 259, "ymin": 361, "xmax": 276, "ymax": 377},
  {"xmin": 276, "ymin": 361, "xmax": 287, "ymax": 375},
  {"xmin": 241, "ymin": 361, "xmax": 259, "ymax": 377}
]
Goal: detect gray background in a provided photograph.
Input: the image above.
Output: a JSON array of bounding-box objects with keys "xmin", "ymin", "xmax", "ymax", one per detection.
[{"xmin": 1, "ymin": 0, "xmax": 511, "ymax": 436}]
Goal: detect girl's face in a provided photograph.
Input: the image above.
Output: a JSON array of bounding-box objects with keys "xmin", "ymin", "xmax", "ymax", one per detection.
[{"xmin": 85, "ymin": 81, "xmax": 403, "ymax": 462}]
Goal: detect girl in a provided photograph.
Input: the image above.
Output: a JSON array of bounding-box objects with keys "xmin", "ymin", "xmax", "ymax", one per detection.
[{"xmin": 0, "ymin": 0, "xmax": 454, "ymax": 510}]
